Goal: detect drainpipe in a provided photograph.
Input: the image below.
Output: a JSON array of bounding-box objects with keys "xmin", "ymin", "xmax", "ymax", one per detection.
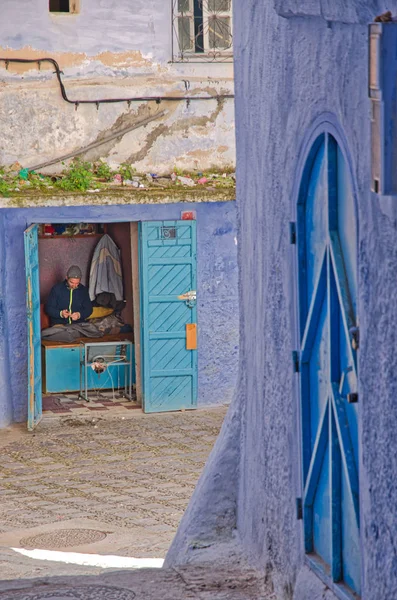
[{"xmin": 0, "ymin": 212, "xmax": 13, "ymax": 427}]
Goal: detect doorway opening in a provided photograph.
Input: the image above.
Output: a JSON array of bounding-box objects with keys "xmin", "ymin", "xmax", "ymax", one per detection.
[
  {"xmin": 38, "ymin": 222, "xmax": 139, "ymax": 415},
  {"xmin": 25, "ymin": 219, "xmax": 198, "ymax": 430}
]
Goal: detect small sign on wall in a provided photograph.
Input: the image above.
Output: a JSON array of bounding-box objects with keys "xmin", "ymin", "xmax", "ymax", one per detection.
[{"xmin": 181, "ymin": 211, "xmax": 196, "ymax": 220}]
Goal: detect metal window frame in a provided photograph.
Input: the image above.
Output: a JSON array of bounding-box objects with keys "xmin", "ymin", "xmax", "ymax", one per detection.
[{"xmin": 172, "ymin": 0, "xmax": 233, "ymax": 63}]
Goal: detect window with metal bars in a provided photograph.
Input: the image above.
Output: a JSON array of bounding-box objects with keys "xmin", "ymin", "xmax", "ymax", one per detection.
[{"xmin": 173, "ymin": 0, "xmax": 233, "ymax": 62}]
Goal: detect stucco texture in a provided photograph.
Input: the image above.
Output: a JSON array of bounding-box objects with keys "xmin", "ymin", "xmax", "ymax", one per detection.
[
  {"xmin": 167, "ymin": 2, "xmax": 397, "ymax": 600},
  {"xmin": 0, "ymin": 0, "xmax": 235, "ymax": 172},
  {"xmin": 0, "ymin": 201, "xmax": 238, "ymax": 426}
]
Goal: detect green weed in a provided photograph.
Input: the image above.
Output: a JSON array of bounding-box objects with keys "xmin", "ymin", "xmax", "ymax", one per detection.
[
  {"xmin": 94, "ymin": 161, "xmax": 113, "ymax": 181},
  {"xmin": 56, "ymin": 160, "xmax": 94, "ymax": 192},
  {"xmin": 119, "ymin": 163, "xmax": 137, "ymax": 180}
]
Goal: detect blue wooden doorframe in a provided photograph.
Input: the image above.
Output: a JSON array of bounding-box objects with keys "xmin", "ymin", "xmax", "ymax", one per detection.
[
  {"xmin": 140, "ymin": 220, "xmax": 198, "ymax": 413},
  {"xmin": 297, "ymin": 134, "xmax": 360, "ymax": 597},
  {"xmin": 24, "ymin": 224, "xmax": 43, "ymax": 431}
]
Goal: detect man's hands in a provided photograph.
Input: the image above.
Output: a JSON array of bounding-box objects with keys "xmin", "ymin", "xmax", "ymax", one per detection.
[{"xmin": 61, "ymin": 310, "xmax": 81, "ymax": 321}]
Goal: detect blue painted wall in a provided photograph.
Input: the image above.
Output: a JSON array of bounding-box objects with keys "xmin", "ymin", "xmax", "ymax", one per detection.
[
  {"xmin": 233, "ymin": 3, "xmax": 397, "ymax": 599},
  {"xmin": 0, "ymin": 201, "xmax": 238, "ymax": 427},
  {"xmin": 167, "ymin": 2, "xmax": 397, "ymax": 599}
]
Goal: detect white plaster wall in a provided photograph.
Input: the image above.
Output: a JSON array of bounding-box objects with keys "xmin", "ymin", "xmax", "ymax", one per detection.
[
  {"xmin": 0, "ymin": 0, "xmax": 172, "ymax": 59},
  {"xmin": 0, "ymin": 0, "xmax": 235, "ymax": 172}
]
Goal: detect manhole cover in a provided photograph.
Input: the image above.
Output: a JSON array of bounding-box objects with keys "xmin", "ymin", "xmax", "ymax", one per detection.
[
  {"xmin": 0, "ymin": 585, "xmax": 135, "ymax": 599},
  {"xmin": 20, "ymin": 528, "xmax": 107, "ymax": 549}
]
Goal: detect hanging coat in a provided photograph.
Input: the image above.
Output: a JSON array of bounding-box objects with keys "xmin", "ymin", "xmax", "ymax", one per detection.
[{"xmin": 89, "ymin": 234, "xmax": 124, "ymax": 301}]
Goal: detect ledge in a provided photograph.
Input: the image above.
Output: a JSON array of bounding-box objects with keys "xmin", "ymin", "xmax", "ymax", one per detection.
[
  {"xmin": 0, "ymin": 186, "xmax": 236, "ymax": 209},
  {"xmin": 274, "ymin": 0, "xmax": 377, "ymax": 24}
]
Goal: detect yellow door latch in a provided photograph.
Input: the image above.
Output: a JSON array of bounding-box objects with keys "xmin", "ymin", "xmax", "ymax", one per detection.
[{"xmin": 186, "ymin": 323, "xmax": 197, "ymax": 350}]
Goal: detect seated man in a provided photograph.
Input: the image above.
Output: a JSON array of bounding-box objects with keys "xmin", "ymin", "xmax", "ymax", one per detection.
[{"xmin": 45, "ymin": 265, "xmax": 93, "ymax": 326}]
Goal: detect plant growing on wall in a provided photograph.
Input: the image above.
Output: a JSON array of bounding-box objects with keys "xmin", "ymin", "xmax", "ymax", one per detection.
[
  {"xmin": 0, "ymin": 178, "xmax": 10, "ymax": 197},
  {"xmin": 94, "ymin": 161, "xmax": 113, "ymax": 181},
  {"xmin": 57, "ymin": 159, "xmax": 93, "ymax": 192},
  {"xmin": 119, "ymin": 163, "xmax": 137, "ymax": 180}
]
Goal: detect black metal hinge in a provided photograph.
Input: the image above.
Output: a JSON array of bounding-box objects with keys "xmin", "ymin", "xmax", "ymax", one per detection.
[
  {"xmin": 347, "ymin": 392, "xmax": 359, "ymax": 404},
  {"xmin": 292, "ymin": 350, "xmax": 300, "ymax": 373},
  {"xmin": 289, "ymin": 222, "xmax": 297, "ymax": 244},
  {"xmin": 296, "ymin": 497, "xmax": 303, "ymax": 520}
]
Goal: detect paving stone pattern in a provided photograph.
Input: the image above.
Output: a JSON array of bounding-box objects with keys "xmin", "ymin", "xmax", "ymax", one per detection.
[
  {"xmin": 0, "ymin": 566, "xmax": 277, "ymax": 599},
  {"xmin": 0, "ymin": 409, "xmax": 227, "ymax": 561}
]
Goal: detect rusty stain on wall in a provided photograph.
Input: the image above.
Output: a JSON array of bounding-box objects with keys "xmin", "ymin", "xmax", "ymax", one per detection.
[
  {"xmin": 0, "ymin": 0, "xmax": 235, "ymax": 173},
  {"xmin": 126, "ymin": 96, "xmax": 226, "ymax": 164},
  {"xmin": 81, "ymin": 104, "xmax": 167, "ymax": 163},
  {"xmin": 0, "ymin": 47, "xmax": 153, "ymax": 72}
]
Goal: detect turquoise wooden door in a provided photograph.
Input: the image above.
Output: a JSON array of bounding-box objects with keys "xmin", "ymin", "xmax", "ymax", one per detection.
[
  {"xmin": 140, "ymin": 221, "xmax": 197, "ymax": 413},
  {"xmin": 297, "ymin": 134, "xmax": 360, "ymax": 596},
  {"xmin": 24, "ymin": 224, "xmax": 42, "ymax": 431}
]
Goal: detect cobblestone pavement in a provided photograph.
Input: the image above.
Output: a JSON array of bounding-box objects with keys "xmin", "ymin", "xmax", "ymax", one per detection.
[
  {"xmin": 0, "ymin": 565, "xmax": 277, "ymax": 599},
  {"xmin": 0, "ymin": 408, "xmax": 228, "ymax": 574}
]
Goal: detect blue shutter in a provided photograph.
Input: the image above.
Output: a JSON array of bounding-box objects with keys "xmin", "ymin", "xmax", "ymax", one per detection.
[
  {"xmin": 140, "ymin": 220, "xmax": 198, "ymax": 413},
  {"xmin": 24, "ymin": 224, "xmax": 42, "ymax": 431},
  {"xmin": 297, "ymin": 134, "xmax": 360, "ymax": 595}
]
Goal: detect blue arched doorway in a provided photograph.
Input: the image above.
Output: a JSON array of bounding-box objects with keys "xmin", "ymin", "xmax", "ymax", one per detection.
[{"xmin": 296, "ymin": 132, "xmax": 360, "ymax": 597}]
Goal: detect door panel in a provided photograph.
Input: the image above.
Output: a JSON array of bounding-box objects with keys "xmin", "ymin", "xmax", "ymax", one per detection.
[
  {"xmin": 297, "ymin": 134, "xmax": 360, "ymax": 595},
  {"xmin": 305, "ymin": 140, "xmax": 327, "ymax": 301},
  {"xmin": 140, "ymin": 221, "xmax": 197, "ymax": 413},
  {"xmin": 313, "ymin": 445, "xmax": 331, "ymax": 566},
  {"xmin": 308, "ymin": 297, "xmax": 329, "ymax": 452},
  {"xmin": 24, "ymin": 224, "xmax": 42, "ymax": 431}
]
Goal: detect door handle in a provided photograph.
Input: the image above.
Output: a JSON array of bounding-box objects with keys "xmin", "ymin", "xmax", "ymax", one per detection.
[{"xmin": 178, "ymin": 290, "xmax": 196, "ymax": 308}]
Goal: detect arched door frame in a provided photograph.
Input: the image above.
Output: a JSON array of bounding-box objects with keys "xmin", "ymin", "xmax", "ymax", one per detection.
[{"xmin": 290, "ymin": 114, "xmax": 362, "ymax": 599}]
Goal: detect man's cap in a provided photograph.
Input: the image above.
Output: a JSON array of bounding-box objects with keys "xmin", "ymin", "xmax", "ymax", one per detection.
[{"xmin": 67, "ymin": 265, "xmax": 82, "ymax": 279}]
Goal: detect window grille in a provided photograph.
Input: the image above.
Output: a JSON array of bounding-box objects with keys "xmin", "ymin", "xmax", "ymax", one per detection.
[
  {"xmin": 160, "ymin": 226, "xmax": 177, "ymax": 240},
  {"xmin": 172, "ymin": 0, "xmax": 233, "ymax": 62}
]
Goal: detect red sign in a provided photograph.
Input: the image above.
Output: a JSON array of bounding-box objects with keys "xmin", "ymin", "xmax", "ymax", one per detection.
[{"xmin": 181, "ymin": 211, "xmax": 196, "ymax": 220}]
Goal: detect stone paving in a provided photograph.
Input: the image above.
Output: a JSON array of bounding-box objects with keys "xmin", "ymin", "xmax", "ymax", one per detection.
[
  {"xmin": 0, "ymin": 408, "xmax": 228, "ymax": 573},
  {"xmin": 0, "ymin": 564, "xmax": 276, "ymax": 599}
]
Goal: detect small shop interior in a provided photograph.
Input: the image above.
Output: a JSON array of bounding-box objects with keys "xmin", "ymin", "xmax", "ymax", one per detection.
[{"xmin": 39, "ymin": 222, "xmax": 138, "ymax": 412}]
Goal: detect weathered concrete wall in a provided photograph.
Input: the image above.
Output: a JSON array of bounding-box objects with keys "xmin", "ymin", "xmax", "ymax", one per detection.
[
  {"xmin": 0, "ymin": 0, "xmax": 234, "ymax": 172},
  {"xmin": 167, "ymin": 2, "xmax": 397, "ymax": 600},
  {"xmin": 0, "ymin": 200, "xmax": 238, "ymax": 426}
]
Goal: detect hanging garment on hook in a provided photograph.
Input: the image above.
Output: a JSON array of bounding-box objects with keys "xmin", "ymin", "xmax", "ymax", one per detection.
[{"xmin": 89, "ymin": 234, "xmax": 124, "ymax": 302}]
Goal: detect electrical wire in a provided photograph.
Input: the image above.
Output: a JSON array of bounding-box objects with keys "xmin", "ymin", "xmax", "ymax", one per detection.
[
  {"xmin": 0, "ymin": 57, "xmax": 234, "ymax": 108},
  {"xmin": 89, "ymin": 350, "xmax": 129, "ymax": 402}
]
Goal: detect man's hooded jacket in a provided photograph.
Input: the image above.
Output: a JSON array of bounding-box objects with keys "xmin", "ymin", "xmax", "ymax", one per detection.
[{"xmin": 45, "ymin": 280, "xmax": 93, "ymax": 326}]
